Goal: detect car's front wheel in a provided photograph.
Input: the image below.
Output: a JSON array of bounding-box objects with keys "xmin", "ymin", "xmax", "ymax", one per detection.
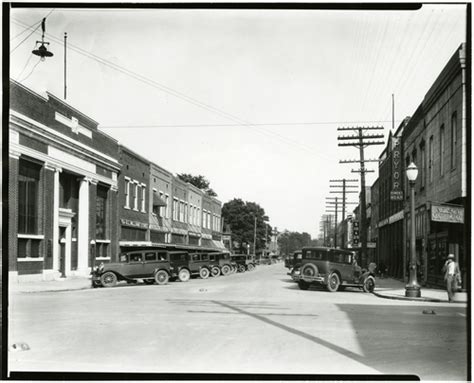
[
  {"xmin": 154, "ymin": 270, "xmax": 169, "ymax": 285},
  {"xmin": 298, "ymin": 280, "xmax": 310, "ymax": 290},
  {"xmin": 199, "ymin": 267, "xmax": 210, "ymax": 279},
  {"xmin": 238, "ymin": 264, "xmax": 246, "ymax": 273},
  {"xmin": 178, "ymin": 268, "xmax": 191, "ymax": 282},
  {"xmin": 100, "ymin": 272, "xmax": 117, "ymax": 288},
  {"xmin": 363, "ymin": 275, "xmax": 375, "ymax": 293},
  {"xmin": 326, "ymin": 273, "xmax": 340, "ymax": 292}
]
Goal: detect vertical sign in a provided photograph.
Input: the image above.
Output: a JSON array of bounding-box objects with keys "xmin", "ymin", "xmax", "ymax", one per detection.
[{"xmin": 390, "ymin": 136, "xmax": 404, "ymax": 200}]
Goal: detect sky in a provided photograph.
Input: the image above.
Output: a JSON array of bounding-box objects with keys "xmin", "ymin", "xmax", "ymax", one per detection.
[{"xmin": 9, "ymin": 4, "xmax": 467, "ymax": 238}]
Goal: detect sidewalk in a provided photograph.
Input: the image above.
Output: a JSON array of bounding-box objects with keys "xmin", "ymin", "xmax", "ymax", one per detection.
[
  {"xmin": 374, "ymin": 277, "xmax": 468, "ymax": 303},
  {"xmin": 8, "ymin": 276, "xmax": 92, "ymax": 293}
]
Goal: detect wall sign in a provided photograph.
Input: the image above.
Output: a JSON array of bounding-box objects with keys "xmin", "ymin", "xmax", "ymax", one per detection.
[
  {"xmin": 390, "ymin": 137, "xmax": 404, "ymax": 201},
  {"xmin": 431, "ymin": 204, "xmax": 464, "ymax": 223}
]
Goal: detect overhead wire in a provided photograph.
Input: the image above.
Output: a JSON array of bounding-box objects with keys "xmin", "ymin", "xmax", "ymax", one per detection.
[
  {"xmin": 19, "ymin": 58, "xmax": 42, "ymax": 82},
  {"xmin": 15, "ymin": 51, "xmax": 35, "ymax": 80},
  {"xmin": 11, "ymin": 17, "xmax": 337, "ymax": 161},
  {"xmin": 10, "ymin": 8, "xmax": 55, "ymax": 53}
]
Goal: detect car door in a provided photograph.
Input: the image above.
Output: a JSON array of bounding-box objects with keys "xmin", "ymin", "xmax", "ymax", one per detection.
[
  {"xmin": 143, "ymin": 251, "xmax": 159, "ymax": 277},
  {"xmin": 126, "ymin": 252, "xmax": 145, "ymax": 278},
  {"xmin": 331, "ymin": 250, "xmax": 352, "ymax": 283}
]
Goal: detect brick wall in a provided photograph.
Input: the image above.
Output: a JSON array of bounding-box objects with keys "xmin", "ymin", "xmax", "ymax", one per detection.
[
  {"xmin": 43, "ymin": 167, "xmax": 55, "ymax": 270},
  {"xmin": 8, "ymin": 156, "xmax": 19, "ymax": 272}
]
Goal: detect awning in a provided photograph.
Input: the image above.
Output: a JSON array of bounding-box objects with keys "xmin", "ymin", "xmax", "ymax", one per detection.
[
  {"xmin": 153, "ymin": 193, "xmax": 167, "ymax": 207},
  {"xmin": 212, "ymin": 240, "xmax": 226, "ymax": 249}
]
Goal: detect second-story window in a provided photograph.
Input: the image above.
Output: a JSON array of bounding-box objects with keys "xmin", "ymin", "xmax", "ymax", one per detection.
[
  {"xmin": 420, "ymin": 142, "xmax": 425, "ymax": 189},
  {"xmin": 440, "ymin": 124, "xmax": 445, "ymax": 176},
  {"xmin": 141, "ymin": 185, "xmax": 146, "ymax": 212},
  {"xmin": 96, "ymin": 185, "xmax": 108, "ymax": 239},
  {"xmin": 133, "ymin": 183, "xmax": 139, "ymax": 210},
  {"xmin": 429, "ymin": 135, "xmax": 434, "ymax": 183},
  {"xmin": 451, "ymin": 112, "xmax": 457, "ymax": 169},
  {"xmin": 124, "ymin": 178, "xmax": 130, "ymax": 208}
]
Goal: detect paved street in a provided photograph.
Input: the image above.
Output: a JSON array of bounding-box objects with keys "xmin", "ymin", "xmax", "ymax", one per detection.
[{"xmin": 8, "ymin": 264, "xmax": 467, "ymax": 380}]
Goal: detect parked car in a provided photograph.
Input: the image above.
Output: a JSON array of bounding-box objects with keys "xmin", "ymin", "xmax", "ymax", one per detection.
[
  {"xmin": 91, "ymin": 249, "xmax": 173, "ymax": 288},
  {"xmin": 231, "ymin": 255, "xmax": 257, "ymax": 272},
  {"xmin": 169, "ymin": 251, "xmax": 214, "ymax": 282},
  {"xmin": 296, "ymin": 247, "xmax": 375, "ymax": 293},
  {"xmin": 208, "ymin": 251, "xmax": 235, "ymax": 276}
]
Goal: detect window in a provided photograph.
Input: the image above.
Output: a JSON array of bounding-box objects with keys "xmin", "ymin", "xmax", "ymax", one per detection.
[
  {"xmin": 141, "ymin": 185, "xmax": 146, "ymax": 212},
  {"xmin": 133, "ymin": 183, "xmax": 138, "ymax": 210},
  {"xmin": 166, "ymin": 195, "xmax": 170, "ymax": 218},
  {"xmin": 192, "ymin": 253, "xmax": 200, "ymax": 261},
  {"xmin": 145, "ymin": 252, "xmax": 157, "ymax": 261},
  {"xmin": 129, "ymin": 253, "xmax": 143, "ymax": 262},
  {"xmin": 18, "ymin": 160, "xmax": 41, "ymax": 234},
  {"xmin": 120, "ymin": 254, "xmax": 128, "ymax": 262},
  {"xmin": 202, "ymin": 254, "xmax": 209, "ymax": 261},
  {"xmin": 124, "ymin": 178, "xmax": 130, "ymax": 208},
  {"xmin": 440, "ymin": 125, "xmax": 445, "ymax": 176},
  {"xmin": 429, "ymin": 136, "xmax": 434, "ymax": 183},
  {"xmin": 173, "ymin": 198, "xmax": 178, "ymax": 220},
  {"xmin": 451, "ymin": 112, "xmax": 457, "ymax": 169},
  {"xmin": 420, "ymin": 142, "xmax": 426, "ymax": 189},
  {"xmin": 158, "ymin": 252, "xmax": 167, "ymax": 261},
  {"xmin": 96, "ymin": 185, "xmax": 108, "ymax": 239},
  {"xmin": 209, "ymin": 254, "xmax": 216, "ymax": 261}
]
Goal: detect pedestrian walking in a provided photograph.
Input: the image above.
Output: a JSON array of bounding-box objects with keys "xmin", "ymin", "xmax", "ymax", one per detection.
[{"xmin": 442, "ymin": 254, "xmax": 461, "ymax": 302}]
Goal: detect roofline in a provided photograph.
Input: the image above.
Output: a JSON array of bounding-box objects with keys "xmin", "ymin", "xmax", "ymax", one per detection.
[{"xmin": 46, "ymin": 92, "xmax": 100, "ymax": 127}]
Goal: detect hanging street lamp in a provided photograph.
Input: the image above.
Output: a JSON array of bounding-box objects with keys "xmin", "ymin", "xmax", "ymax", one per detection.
[{"xmin": 32, "ymin": 18, "xmax": 54, "ymax": 61}]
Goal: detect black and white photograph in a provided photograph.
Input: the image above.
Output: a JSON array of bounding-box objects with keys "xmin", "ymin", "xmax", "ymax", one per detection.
[{"xmin": 5, "ymin": 2, "xmax": 470, "ymax": 380}]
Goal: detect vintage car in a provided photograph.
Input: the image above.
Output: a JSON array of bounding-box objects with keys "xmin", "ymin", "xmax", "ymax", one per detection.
[
  {"xmin": 91, "ymin": 249, "xmax": 173, "ymax": 288},
  {"xmin": 296, "ymin": 247, "xmax": 375, "ymax": 293},
  {"xmin": 168, "ymin": 251, "xmax": 215, "ymax": 282},
  {"xmin": 231, "ymin": 254, "xmax": 256, "ymax": 272},
  {"xmin": 207, "ymin": 251, "xmax": 236, "ymax": 276}
]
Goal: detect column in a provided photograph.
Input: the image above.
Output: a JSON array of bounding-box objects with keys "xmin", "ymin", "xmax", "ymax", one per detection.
[
  {"xmin": 51, "ymin": 166, "xmax": 62, "ymax": 273},
  {"xmin": 77, "ymin": 177, "xmax": 91, "ymax": 274},
  {"xmin": 110, "ymin": 185, "xmax": 119, "ymax": 261}
]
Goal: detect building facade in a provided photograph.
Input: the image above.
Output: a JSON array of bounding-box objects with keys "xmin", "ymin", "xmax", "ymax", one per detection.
[
  {"xmin": 377, "ymin": 119, "xmax": 408, "ymax": 279},
  {"xmin": 149, "ymin": 163, "xmax": 172, "ymax": 244},
  {"xmin": 9, "ymin": 80, "xmax": 120, "ymax": 281},
  {"xmin": 402, "ymin": 43, "xmax": 468, "ymax": 288}
]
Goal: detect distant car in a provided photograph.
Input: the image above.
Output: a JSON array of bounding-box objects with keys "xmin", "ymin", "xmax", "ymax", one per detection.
[
  {"xmin": 208, "ymin": 251, "xmax": 235, "ymax": 276},
  {"xmin": 91, "ymin": 249, "xmax": 173, "ymax": 288},
  {"xmin": 296, "ymin": 247, "xmax": 375, "ymax": 293},
  {"xmin": 231, "ymin": 255, "xmax": 256, "ymax": 272}
]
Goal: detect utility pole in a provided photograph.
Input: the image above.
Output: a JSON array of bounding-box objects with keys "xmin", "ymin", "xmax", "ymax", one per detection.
[
  {"xmin": 338, "ymin": 126, "xmax": 384, "ymax": 266},
  {"xmin": 326, "ymin": 196, "xmax": 358, "ymax": 249},
  {"xmin": 329, "ymin": 179, "xmax": 359, "ymax": 222}
]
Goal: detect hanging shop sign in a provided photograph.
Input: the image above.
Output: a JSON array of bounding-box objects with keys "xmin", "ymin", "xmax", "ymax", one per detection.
[
  {"xmin": 390, "ymin": 136, "xmax": 404, "ymax": 201},
  {"xmin": 431, "ymin": 203, "xmax": 464, "ymax": 224}
]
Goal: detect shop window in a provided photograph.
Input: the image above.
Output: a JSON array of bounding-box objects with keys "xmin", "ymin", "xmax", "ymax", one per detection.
[
  {"xmin": 18, "ymin": 159, "xmax": 41, "ymax": 234},
  {"xmin": 17, "ymin": 238, "xmax": 42, "ymax": 258},
  {"xmin": 96, "ymin": 242, "xmax": 109, "ymax": 258},
  {"xmin": 96, "ymin": 185, "xmax": 108, "ymax": 240}
]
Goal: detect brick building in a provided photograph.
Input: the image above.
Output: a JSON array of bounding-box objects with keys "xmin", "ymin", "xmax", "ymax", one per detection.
[
  {"xmin": 149, "ymin": 163, "xmax": 172, "ymax": 244},
  {"xmin": 118, "ymin": 146, "xmax": 150, "ymax": 248},
  {"xmin": 402, "ymin": 43, "xmax": 468, "ymax": 288},
  {"xmin": 9, "ymin": 80, "xmax": 120, "ymax": 281}
]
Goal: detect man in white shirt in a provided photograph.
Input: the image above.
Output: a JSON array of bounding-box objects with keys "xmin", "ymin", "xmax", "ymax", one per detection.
[{"xmin": 443, "ymin": 254, "xmax": 461, "ymax": 302}]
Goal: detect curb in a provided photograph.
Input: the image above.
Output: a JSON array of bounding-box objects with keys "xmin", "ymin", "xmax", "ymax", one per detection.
[
  {"xmin": 372, "ymin": 291, "xmax": 444, "ymax": 302},
  {"xmin": 10, "ymin": 285, "xmax": 92, "ymax": 294}
]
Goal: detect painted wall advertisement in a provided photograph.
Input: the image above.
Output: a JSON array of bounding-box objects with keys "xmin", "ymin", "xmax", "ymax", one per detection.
[{"xmin": 390, "ymin": 136, "xmax": 404, "ymax": 201}]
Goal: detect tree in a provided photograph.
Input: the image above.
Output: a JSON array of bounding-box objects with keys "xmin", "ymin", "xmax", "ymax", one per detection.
[
  {"xmin": 177, "ymin": 173, "xmax": 217, "ymax": 197},
  {"xmin": 277, "ymin": 230, "xmax": 313, "ymax": 255},
  {"xmin": 221, "ymin": 199, "xmax": 271, "ymax": 254}
]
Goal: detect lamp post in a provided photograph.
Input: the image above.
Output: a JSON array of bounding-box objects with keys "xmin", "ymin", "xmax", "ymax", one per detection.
[
  {"xmin": 253, "ymin": 215, "xmax": 257, "ymax": 258},
  {"xmin": 405, "ymin": 162, "xmax": 421, "ymax": 297}
]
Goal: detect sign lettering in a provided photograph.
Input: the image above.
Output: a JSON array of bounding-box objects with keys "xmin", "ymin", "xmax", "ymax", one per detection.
[
  {"xmin": 431, "ymin": 204, "xmax": 464, "ymax": 223},
  {"xmin": 391, "ymin": 137, "xmax": 403, "ymax": 201}
]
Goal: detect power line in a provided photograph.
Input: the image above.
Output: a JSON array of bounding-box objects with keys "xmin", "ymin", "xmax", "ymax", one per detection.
[
  {"xmin": 10, "ymin": 18, "xmax": 334, "ymax": 161},
  {"xmin": 19, "ymin": 58, "xmax": 42, "ymax": 83},
  {"xmin": 15, "ymin": 52, "xmax": 35, "ymax": 80},
  {"xmin": 10, "ymin": 9, "xmax": 55, "ymax": 53},
  {"xmin": 99, "ymin": 119, "xmax": 402, "ymax": 129}
]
